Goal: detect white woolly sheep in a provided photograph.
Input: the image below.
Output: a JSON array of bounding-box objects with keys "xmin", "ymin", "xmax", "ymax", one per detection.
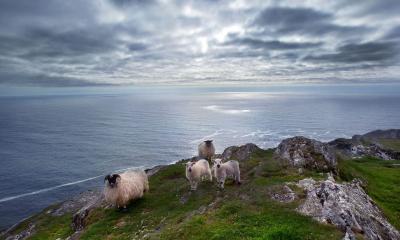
[
  {"xmin": 212, "ymin": 159, "xmax": 241, "ymax": 189},
  {"xmin": 104, "ymin": 170, "xmax": 149, "ymax": 209},
  {"xmin": 198, "ymin": 140, "xmax": 215, "ymax": 161},
  {"xmin": 185, "ymin": 159, "xmax": 212, "ymax": 190}
]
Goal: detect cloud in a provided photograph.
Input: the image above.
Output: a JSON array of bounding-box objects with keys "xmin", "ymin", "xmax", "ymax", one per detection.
[
  {"xmin": 225, "ymin": 37, "xmax": 322, "ymax": 50},
  {"xmin": 0, "ymin": 0, "xmax": 399, "ymax": 87},
  {"xmin": 304, "ymin": 41, "xmax": 399, "ymax": 63},
  {"xmin": 251, "ymin": 6, "xmax": 369, "ymax": 38}
]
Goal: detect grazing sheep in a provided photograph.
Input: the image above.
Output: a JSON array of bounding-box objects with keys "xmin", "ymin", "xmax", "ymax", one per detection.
[
  {"xmin": 198, "ymin": 140, "xmax": 215, "ymax": 161},
  {"xmin": 185, "ymin": 159, "xmax": 212, "ymax": 190},
  {"xmin": 212, "ymin": 159, "xmax": 241, "ymax": 189},
  {"xmin": 104, "ymin": 170, "xmax": 149, "ymax": 209}
]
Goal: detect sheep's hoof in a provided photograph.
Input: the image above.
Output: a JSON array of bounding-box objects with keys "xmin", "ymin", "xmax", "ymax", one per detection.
[{"xmin": 238, "ymin": 181, "xmax": 242, "ymax": 185}]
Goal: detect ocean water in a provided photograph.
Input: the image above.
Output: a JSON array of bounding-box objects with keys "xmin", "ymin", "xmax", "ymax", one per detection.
[{"xmin": 1, "ymin": 84, "xmax": 400, "ymax": 229}]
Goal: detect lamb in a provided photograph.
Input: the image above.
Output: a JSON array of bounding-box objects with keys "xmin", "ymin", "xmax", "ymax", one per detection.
[
  {"xmin": 103, "ymin": 170, "xmax": 149, "ymax": 209},
  {"xmin": 185, "ymin": 159, "xmax": 212, "ymax": 190},
  {"xmin": 212, "ymin": 158, "xmax": 241, "ymax": 189},
  {"xmin": 198, "ymin": 140, "xmax": 215, "ymax": 161}
]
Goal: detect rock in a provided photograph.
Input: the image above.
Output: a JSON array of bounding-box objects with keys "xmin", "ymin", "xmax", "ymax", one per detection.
[
  {"xmin": 275, "ymin": 136, "xmax": 336, "ymax": 171},
  {"xmin": 72, "ymin": 191, "xmax": 104, "ymax": 231},
  {"xmin": 329, "ymin": 139, "xmax": 399, "ymax": 160},
  {"xmin": 270, "ymin": 185, "xmax": 296, "ymax": 203},
  {"xmin": 329, "ymin": 129, "xmax": 400, "ymax": 160},
  {"xmin": 221, "ymin": 143, "xmax": 261, "ymax": 161},
  {"xmin": 145, "ymin": 165, "xmax": 167, "ymax": 177},
  {"xmin": 3, "ymin": 223, "xmax": 35, "ymax": 240},
  {"xmin": 52, "ymin": 189, "xmax": 102, "ymax": 217},
  {"xmin": 296, "ymin": 178, "xmax": 400, "ymax": 240}
]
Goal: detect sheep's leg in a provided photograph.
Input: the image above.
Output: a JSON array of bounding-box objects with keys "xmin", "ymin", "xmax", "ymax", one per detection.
[
  {"xmin": 190, "ymin": 181, "xmax": 197, "ymax": 191},
  {"xmin": 236, "ymin": 174, "xmax": 241, "ymax": 185},
  {"xmin": 219, "ymin": 181, "xmax": 224, "ymax": 189}
]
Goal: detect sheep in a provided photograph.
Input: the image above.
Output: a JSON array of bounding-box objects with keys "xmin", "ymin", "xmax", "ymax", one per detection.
[
  {"xmin": 212, "ymin": 158, "xmax": 241, "ymax": 189},
  {"xmin": 103, "ymin": 170, "xmax": 149, "ymax": 209},
  {"xmin": 198, "ymin": 140, "xmax": 215, "ymax": 162},
  {"xmin": 185, "ymin": 159, "xmax": 212, "ymax": 190}
]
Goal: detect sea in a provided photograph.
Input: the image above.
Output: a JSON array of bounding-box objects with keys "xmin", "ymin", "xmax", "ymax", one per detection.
[{"xmin": 1, "ymin": 84, "xmax": 400, "ymax": 230}]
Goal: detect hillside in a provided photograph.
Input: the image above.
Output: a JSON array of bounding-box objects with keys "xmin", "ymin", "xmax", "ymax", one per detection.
[{"xmin": 2, "ymin": 130, "xmax": 400, "ymax": 240}]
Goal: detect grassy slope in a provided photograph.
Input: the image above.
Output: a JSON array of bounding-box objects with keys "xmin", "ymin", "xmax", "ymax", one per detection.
[
  {"xmin": 4, "ymin": 149, "xmax": 344, "ymax": 240},
  {"xmin": 338, "ymin": 157, "xmax": 400, "ymax": 230},
  {"xmin": 5, "ymin": 149, "xmax": 400, "ymax": 240}
]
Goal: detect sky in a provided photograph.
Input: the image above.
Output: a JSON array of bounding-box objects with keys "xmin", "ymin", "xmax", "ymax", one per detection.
[{"xmin": 0, "ymin": 0, "xmax": 400, "ymax": 87}]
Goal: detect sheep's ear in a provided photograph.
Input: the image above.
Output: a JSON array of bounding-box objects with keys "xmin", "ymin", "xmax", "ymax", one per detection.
[{"xmin": 114, "ymin": 174, "xmax": 121, "ymax": 179}]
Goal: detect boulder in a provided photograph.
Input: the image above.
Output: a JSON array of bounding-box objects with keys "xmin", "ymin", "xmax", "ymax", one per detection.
[
  {"xmin": 221, "ymin": 143, "xmax": 261, "ymax": 161},
  {"xmin": 275, "ymin": 136, "xmax": 336, "ymax": 171},
  {"xmin": 297, "ymin": 178, "xmax": 400, "ymax": 240}
]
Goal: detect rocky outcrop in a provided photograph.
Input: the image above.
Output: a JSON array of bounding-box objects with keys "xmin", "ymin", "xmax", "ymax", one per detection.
[
  {"xmin": 221, "ymin": 143, "xmax": 261, "ymax": 161},
  {"xmin": 329, "ymin": 134, "xmax": 400, "ymax": 160},
  {"xmin": 296, "ymin": 178, "xmax": 400, "ymax": 240},
  {"xmin": 275, "ymin": 136, "xmax": 336, "ymax": 171},
  {"xmin": 355, "ymin": 129, "xmax": 400, "ymax": 142}
]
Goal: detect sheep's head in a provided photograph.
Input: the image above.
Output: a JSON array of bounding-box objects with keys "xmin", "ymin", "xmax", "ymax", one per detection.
[
  {"xmin": 186, "ymin": 161, "xmax": 196, "ymax": 173},
  {"xmin": 104, "ymin": 174, "xmax": 121, "ymax": 188},
  {"xmin": 213, "ymin": 158, "xmax": 223, "ymax": 168},
  {"xmin": 204, "ymin": 140, "xmax": 213, "ymax": 147}
]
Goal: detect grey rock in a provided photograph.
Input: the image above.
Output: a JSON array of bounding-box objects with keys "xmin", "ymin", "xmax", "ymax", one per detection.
[
  {"xmin": 3, "ymin": 223, "xmax": 35, "ymax": 240},
  {"xmin": 329, "ymin": 129, "xmax": 400, "ymax": 160},
  {"xmin": 329, "ymin": 139, "xmax": 399, "ymax": 160},
  {"xmin": 221, "ymin": 143, "xmax": 261, "ymax": 161},
  {"xmin": 145, "ymin": 165, "xmax": 167, "ymax": 177},
  {"xmin": 296, "ymin": 178, "xmax": 400, "ymax": 240},
  {"xmin": 52, "ymin": 189, "xmax": 103, "ymax": 217},
  {"xmin": 275, "ymin": 136, "xmax": 336, "ymax": 171},
  {"xmin": 71, "ymin": 191, "xmax": 104, "ymax": 231},
  {"xmin": 270, "ymin": 185, "xmax": 296, "ymax": 203}
]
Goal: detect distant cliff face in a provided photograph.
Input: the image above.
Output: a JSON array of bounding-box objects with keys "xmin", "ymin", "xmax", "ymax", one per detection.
[{"xmin": 329, "ymin": 129, "xmax": 400, "ymax": 160}]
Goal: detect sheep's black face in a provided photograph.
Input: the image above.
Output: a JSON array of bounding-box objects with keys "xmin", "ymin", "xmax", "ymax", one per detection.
[
  {"xmin": 105, "ymin": 174, "xmax": 120, "ymax": 188},
  {"xmin": 205, "ymin": 140, "xmax": 213, "ymax": 147}
]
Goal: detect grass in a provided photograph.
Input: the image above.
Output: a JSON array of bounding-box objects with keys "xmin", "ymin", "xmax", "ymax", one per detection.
[
  {"xmin": 376, "ymin": 139, "xmax": 400, "ymax": 151},
  {"xmin": 338, "ymin": 156, "xmax": 400, "ymax": 230},
  {"xmin": 160, "ymin": 200, "xmax": 341, "ymax": 240},
  {"xmin": 5, "ymin": 148, "xmax": 345, "ymax": 240}
]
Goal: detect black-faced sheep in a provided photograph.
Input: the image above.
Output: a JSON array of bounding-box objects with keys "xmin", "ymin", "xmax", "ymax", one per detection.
[
  {"xmin": 185, "ymin": 159, "xmax": 212, "ymax": 190},
  {"xmin": 198, "ymin": 140, "xmax": 215, "ymax": 161},
  {"xmin": 212, "ymin": 158, "xmax": 241, "ymax": 189},
  {"xmin": 104, "ymin": 170, "xmax": 149, "ymax": 209}
]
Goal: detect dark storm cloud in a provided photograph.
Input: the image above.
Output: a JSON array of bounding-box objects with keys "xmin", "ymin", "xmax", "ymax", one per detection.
[
  {"xmin": 0, "ymin": 0, "xmax": 399, "ymax": 86},
  {"xmin": 304, "ymin": 41, "xmax": 399, "ymax": 63},
  {"xmin": 251, "ymin": 6, "xmax": 369, "ymax": 37},
  {"xmin": 225, "ymin": 37, "xmax": 322, "ymax": 50}
]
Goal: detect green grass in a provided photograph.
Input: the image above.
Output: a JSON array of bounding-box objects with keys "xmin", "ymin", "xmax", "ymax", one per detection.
[
  {"xmin": 6, "ymin": 149, "xmax": 344, "ymax": 240},
  {"xmin": 376, "ymin": 139, "xmax": 400, "ymax": 152},
  {"xmin": 160, "ymin": 201, "xmax": 342, "ymax": 240},
  {"xmin": 338, "ymin": 156, "xmax": 400, "ymax": 230}
]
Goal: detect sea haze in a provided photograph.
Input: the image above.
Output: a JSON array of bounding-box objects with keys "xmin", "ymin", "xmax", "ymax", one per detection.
[{"xmin": 1, "ymin": 84, "xmax": 400, "ymax": 229}]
